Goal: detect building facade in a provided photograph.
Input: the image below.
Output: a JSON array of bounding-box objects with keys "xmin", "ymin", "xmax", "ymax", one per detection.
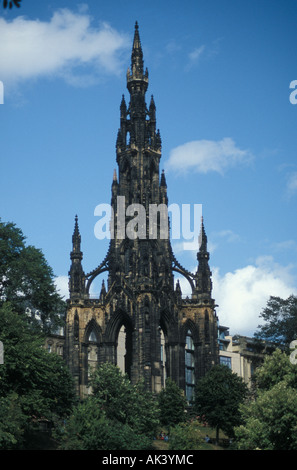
[
  {"xmin": 219, "ymin": 326, "xmax": 276, "ymax": 387},
  {"xmin": 65, "ymin": 23, "xmax": 219, "ymax": 399}
]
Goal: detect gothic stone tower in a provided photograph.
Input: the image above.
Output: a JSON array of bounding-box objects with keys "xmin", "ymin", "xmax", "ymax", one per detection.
[{"xmin": 66, "ymin": 23, "xmax": 219, "ymax": 399}]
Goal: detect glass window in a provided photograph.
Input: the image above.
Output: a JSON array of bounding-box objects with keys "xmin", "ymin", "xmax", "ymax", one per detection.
[
  {"xmin": 185, "ymin": 329, "xmax": 195, "ymax": 403},
  {"xmin": 89, "ymin": 330, "xmax": 97, "ymax": 342},
  {"xmin": 220, "ymin": 356, "xmax": 232, "ymax": 369}
]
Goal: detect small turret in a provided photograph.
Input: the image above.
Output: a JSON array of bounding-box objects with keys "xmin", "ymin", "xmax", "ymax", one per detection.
[
  {"xmin": 193, "ymin": 217, "xmax": 213, "ymax": 299},
  {"xmin": 127, "ymin": 21, "xmax": 148, "ymax": 99},
  {"xmin": 69, "ymin": 215, "xmax": 86, "ymax": 298}
]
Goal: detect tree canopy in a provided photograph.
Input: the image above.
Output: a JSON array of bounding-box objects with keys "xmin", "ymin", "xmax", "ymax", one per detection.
[
  {"xmin": 255, "ymin": 295, "xmax": 297, "ymax": 348},
  {"xmin": 60, "ymin": 363, "xmax": 160, "ymax": 450},
  {"xmin": 157, "ymin": 378, "xmax": 187, "ymax": 428},
  {"xmin": 0, "ymin": 302, "xmax": 75, "ymax": 449},
  {"xmin": 235, "ymin": 349, "xmax": 297, "ymax": 450},
  {"xmin": 194, "ymin": 364, "xmax": 248, "ymax": 443},
  {"xmin": 0, "ymin": 219, "xmax": 65, "ymax": 333}
]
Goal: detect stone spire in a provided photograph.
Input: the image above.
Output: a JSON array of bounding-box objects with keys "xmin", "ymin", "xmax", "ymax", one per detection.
[
  {"xmin": 194, "ymin": 217, "xmax": 213, "ymax": 299},
  {"xmin": 71, "ymin": 215, "xmax": 82, "ymax": 261},
  {"xmin": 69, "ymin": 215, "xmax": 85, "ymax": 298}
]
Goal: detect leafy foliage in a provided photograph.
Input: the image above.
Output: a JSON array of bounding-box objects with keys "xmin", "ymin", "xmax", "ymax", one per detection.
[
  {"xmin": 90, "ymin": 362, "xmax": 159, "ymax": 436},
  {"xmin": 0, "ymin": 393, "xmax": 26, "ymax": 449},
  {"xmin": 194, "ymin": 364, "xmax": 248, "ymax": 442},
  {"xmin": 255, "ymin": 295, "xmax": 297, "ymax": 347},
  {"xmin": 0, "ymin": 302, "xmax": 75, "ymax": 448},
  {"xmin": 235, "ymin": 382, "xmax": 297, "ymax": 450},
  {"xmin": 235, "ymin": 349, "xmax": 297, "ymax": 450},
  {"xmin": 60, "ymin": 363, "xmax": 160, "ymax": 450},
  {"xmin": 168, "ymin": 420, "xmax": 204, "ymax": 450},
  {"xmin": 255, "ymin": 348, "xmax": 297, "ymax": 391},
  {"xmin": 157, "ymin": 378, "xmax": 187, "ymax": 428},
  {"xmin": 60, "ymin": 396, "xmax": 152, "ymax": 450},
  {"xmin": 0, "ymin": 219, "xmax": 65, "ymax": 333}
]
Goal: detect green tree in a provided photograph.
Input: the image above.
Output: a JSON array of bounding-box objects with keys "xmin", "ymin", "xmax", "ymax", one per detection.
[
  {"xmin": 0, "ymin": 393, "xmax": 26, "ymax": 449},
  {"xmin": 255, "ymin": 295, "xmax": 297, "ymax": 348},
  {"xmin": 0, "ymin": 219, "xmax": 65, "ymax": 332},
  {"xmin": 235, "ymin": 382, "xmax": 297, "ymax": 450},
  {"xmin": 235, "ymin": 349, "xmax": 297, "ymax": 450},
  {"xmin": 89, "ymin": 362, "xmax": 159, "ymax": 437},
  {"xmin": 255, "ymin": 348, "xmax": 297, "ymax": 391},
  {"xmin": 169, "ymin": 420, "xmax": 204, "ymax": 450},
  {"xmin": 61, "ymin": 363, "xmax": 160, "ymax": 450},
  {"xmin": 194, "ymin": 365, "xmax": 248, "ymax": 444},
  {"xmin": 158, "ymin": 378, "xmax": 187, "ymax": 428},
  {"xmin": 0, "ymin": 303, "xmax": 75, "ymax": 448},
  {"xmin": 60, "ymin": 396, "xmax": 152, "ymax": 450}
]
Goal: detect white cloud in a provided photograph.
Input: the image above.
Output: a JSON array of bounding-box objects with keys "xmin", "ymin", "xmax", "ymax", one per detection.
[
  {"xmin": 0, "ymin": 8, "xmax": 129, "ymax": 86},
  {"xmin": 286, "ymin": 172, "xmax": 297, "ymax": 197},
  {"xmin": 212, "ymin": 256, "xmax": 297, "ymax": 336},
  {"xmin": 54, "ymin": 273, "xmax": 106, "ymax": 300},
  {"xmin": 187, "ymin": 45, "xmax": 205, "ymax": 69},
  {"xmin": 174, "ymin": 255, "xmax": 297, "ymax": 337},
  {"xmin": 166, "ymin": 138, "xmax": 253, "ymax": 174},
  {"xmin": 57, "ymin": 254, "xmax": 297, "ymax": 338},
  {"xmin": 54, "ymin": 275, "xmax": 69, "ymax": 300},
  {"xmin": 215, "ymin": 229, "xmax": 241, "ymax": 243}
]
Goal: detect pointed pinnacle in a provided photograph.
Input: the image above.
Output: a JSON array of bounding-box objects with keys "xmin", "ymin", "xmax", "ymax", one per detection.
[
  {"xmin": 74, "ymin": 214, "xmax": 79, "ymax": 232},
  {"xmin": 160, "ymin": 169, "xmax": 167, "ymax": 187},
  {"xmin": 198, "ymin": 216, "xmax": 207, "ymax": 252}
]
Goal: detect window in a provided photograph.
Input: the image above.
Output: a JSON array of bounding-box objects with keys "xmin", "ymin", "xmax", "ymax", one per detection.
[
  {"xmin": 220, "ymin": 355, "xmax": 232, "ymax": 369},
  {"xmin": 160, "ymin": 328, "xmax": 166, "ymax": 388},
  {"xmin": 117, "ymin": 324, "xmax": 132, "ymax": 380},
  {"xmin": 89, "ymin": 330, "xmax": 97, "ymax": 342},
  {"xmin": 185, "ymin": 329, "xmax": 195, "ymax": 403}
]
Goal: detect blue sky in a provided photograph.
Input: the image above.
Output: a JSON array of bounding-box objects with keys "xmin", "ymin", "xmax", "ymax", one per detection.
[{"xmin": 1, "ymin": 0, "xmax": 297, "ymax": 336}]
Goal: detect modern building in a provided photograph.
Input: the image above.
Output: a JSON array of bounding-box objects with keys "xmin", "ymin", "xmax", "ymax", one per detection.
[
  {"xmin": 219, "ymin": 326, "xmax": 276, "ymax": 386},
  {"xmin": 64, "ymin": 23, "xmax": 219, "ymax": 399}
]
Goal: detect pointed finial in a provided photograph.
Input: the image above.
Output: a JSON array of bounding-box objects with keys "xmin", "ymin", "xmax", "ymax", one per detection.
[
  {"xmin": 113, "ymin": 168, "xmax": 117, "ymax": 182},
  {"xmin": 133, "ymin": 20, "xmax": 141, "ymax": 48},
  {"xmin": 149, "ymin": 94, "xmax": 155, "ymax": 109},
  {"xmin": 74, "ymin": 214, "xmax": 79, "ymax": 232},
  {"xmin": 160, "ymin": 169, "xmax": 167, "ymax": 187},
  {"xmin": 198, "ymin": 216, "xmax": 207, "ymax": 252},
  {"xmin": 71, "ymin": 214, "xmax": 82, "ymax": 260},
  {"xmin": 100, "ymin": 279, "xmax": 106, "ymax": 300},
  {"xmin": 120, "ymin": 94, "xmax": 126, "ymax": 107},
  {"xmin": 131, "ymin": 20, "xmax": 143, "ymax": 73}
]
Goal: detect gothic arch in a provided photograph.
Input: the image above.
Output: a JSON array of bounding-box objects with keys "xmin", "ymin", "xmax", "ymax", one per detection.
[
  {"xmin": 181, "ymin": 319, "xmax": 199, "ymax": 345},
  {"xmin": 85, "ymin": 266, "xmax": 109, "ymax": 295},
  {"xmin": 172, "ymin": 267, "xmax": 194, "ymax": 292},
  {"xmin": 160, "ymin": 309, "xmax": 178, "ymax": 344},
  {"xmin": 105, "ymin": 309, "xmax": 134, "ymax": 379},
  {"xmin": 84, "ymin": 318, "xmax": 102, "ymax": 344},
  {"xmin": 104, "ymin": 308, "xmax": 134, "ymax": 344},
  {"xmin": 204, "ymin": 309, "xmax": 210, "ymax": 342}
]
